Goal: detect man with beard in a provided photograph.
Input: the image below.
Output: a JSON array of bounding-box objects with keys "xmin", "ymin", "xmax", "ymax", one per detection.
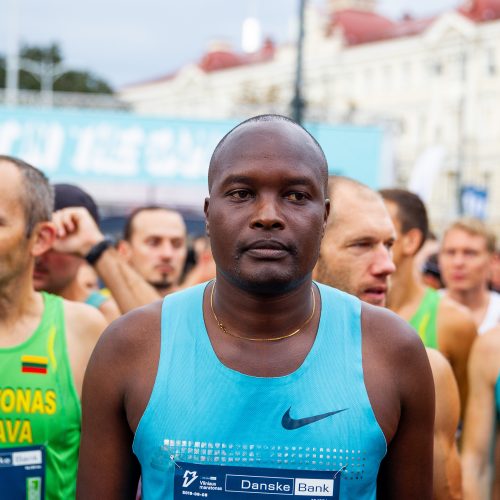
[
  {"xmin": 117, "ymin": 206, "xmax": 188, "ymax": 296},
  {"xmin": 315, "ymin": 176, "xmax": 462, "ymax": 499},
  {"xmin": 76, "ymin": 115, "xmax": 434, "ymax": 499},
  {"xmin": 49, "ymin": 205, "xmax": 187, "ymax": 314}
]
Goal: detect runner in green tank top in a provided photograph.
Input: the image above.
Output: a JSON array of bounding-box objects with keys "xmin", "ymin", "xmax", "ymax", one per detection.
[
  {"xmin": 0, "ymin": 292, "xmax": 81, "ymax": 499},
  {"xmin": 409, "ymin": 287, "xmax": 440, "ymax": 349},
  {"xmin": 0, "ymin": 156, "xmax": 106, "ymax": 499}
]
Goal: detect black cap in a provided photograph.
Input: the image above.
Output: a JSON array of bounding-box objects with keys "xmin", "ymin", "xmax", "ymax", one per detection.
[{"xmin": 53, "ymin": 183, "xmax": 100, "ymax": 224}]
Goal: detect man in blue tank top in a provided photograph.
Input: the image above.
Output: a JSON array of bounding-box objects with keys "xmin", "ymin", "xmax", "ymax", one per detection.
[{"xmin": 77, "ymin": 115, "xmax": 435, "ymax": 499}]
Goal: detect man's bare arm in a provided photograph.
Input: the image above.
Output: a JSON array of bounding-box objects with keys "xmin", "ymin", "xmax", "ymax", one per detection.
[
  {"xmin": 76, "ymin": 316, "xmax": 141, "ymax": 499},
  {"xmin": 93, "ymin": 246, "xmax": 160, "ymax": 312},
  {"xmin": 376, "ymin": 320, "xmax": 435, "ymax": 499},
  {"xmin": 427, "ymin": 348, "xmax": 462, "ymax": 500},
  {"xmin": 462, "ymin": 329, "xmax": 500, "ymax": 499},
  {"xmin": 437, "ymin": 300, "xmax": 477, "ymax": 416},
  {"xmin": 52, "ymin": 207, "xmax": 161, "ymax": 313}
]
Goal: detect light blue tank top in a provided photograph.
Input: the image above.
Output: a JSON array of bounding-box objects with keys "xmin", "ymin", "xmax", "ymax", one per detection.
[{"xmin": 133, "ymin": 282, "xmax": 387, "ymax": 500}]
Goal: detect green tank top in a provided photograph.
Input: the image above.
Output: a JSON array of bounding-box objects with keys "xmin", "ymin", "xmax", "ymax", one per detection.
[
  {"xmin": 0, "ymin": 292, "xmax": 81, "ymax": 499},
  {"xmin": 409, "ymin": 288, "xmax": 440, "ymax": 349}
]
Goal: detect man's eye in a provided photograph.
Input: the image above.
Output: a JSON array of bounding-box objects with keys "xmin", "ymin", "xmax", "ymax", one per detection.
[
  {"xmin": 286, "ymin": 192, "xmax": 307, "ymax": 202},
  {"xmin": 229, "ymin": 190, "xmax": 251, "ymax": 200}
]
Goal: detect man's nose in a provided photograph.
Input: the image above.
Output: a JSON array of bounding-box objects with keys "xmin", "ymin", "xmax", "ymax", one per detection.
[
  {"xmin": 249, "ymin": 196, "xmax": 285, "ymax": 230},
  {"xmin": 372, "ymin": 245, "xmax": 396, "ymax": 276},
  {"xmin": 158, "ymin": 241, "xmax": 174, "ymax": 258}
]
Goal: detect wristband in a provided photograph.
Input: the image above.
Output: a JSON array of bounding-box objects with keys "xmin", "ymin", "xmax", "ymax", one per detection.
[{"xmin": 85, "ymin": 237, "xmax": 114, "ymax": 265}]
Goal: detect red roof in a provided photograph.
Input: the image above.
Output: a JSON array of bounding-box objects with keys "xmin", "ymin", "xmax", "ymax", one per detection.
[
  {"xmin": 326, "ymin": 10, "xmax": 437, "ymax": 46},
  {"xmin": 326, "ymin": 10, "xmax": 396, "ymax": 44},
  {"xmin": 198, "ymin": 38, "xmax": 276, "ymax": 73},
  {"xmin": 326, "ymin": 0, "xmax": 500, "ymax": 47},
  {"xmin": 458, "ymin": 0, "xmax": 500, "ymax": 21}
]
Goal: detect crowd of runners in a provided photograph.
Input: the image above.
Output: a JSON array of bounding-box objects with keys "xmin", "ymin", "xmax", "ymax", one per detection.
[{"xmin": 0, "ymin": 115, "xmax": 499, "ymax": 499}]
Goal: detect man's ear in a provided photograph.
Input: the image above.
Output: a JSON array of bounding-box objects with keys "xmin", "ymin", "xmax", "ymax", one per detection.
[
  {"xmin": 31, "ymin": 222, "xmax": 57, "ymax": 257},
  {"xmin": 204, "ymin": 197, "xmax": 210, "ymax": 237},
  {"xmin": 116, "ymin": 240, "xmax": 132, "ymax": 260},
  {"xmin": 402, "ymin": 228, "xmax": 424, "ymax": 257}
]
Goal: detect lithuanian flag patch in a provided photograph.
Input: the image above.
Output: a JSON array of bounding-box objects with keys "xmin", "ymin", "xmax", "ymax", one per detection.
[{"xmin": 21, "ymin": 355, "xmax": 48, "ymax": 374}]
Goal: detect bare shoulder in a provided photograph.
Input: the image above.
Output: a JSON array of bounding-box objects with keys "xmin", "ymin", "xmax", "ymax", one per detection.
[
  {"xmin": 425, "ymin": 348, "xmax": 451, "ymax": 377},
  {"xmin": 362, "ymin": 302, "xmax": 427, "ymax": 361},
  {"xmin": 438, "ymin": 295, "xmax": 477, "ymax": 338},
  {"xmin": 361, "ymin": 303, "xmax": 433, "ymax": 445},
  {"xmin": 85, "ymin": 300, "xmax": 163, "ymax": 430},
  {"xmin": 91, "ymin": 299, "xmax": 163, "ymax": 363},
  {"xmin": 425, "ymin": 348, "xmax": 457, "ymax": 395},
  {"xmin": 63, "ymin": 299, "xmax": 108, "ymax": 341},
  {"xmin": 469, "ymin": 326, "xmax": 500, "ymax": 382}
]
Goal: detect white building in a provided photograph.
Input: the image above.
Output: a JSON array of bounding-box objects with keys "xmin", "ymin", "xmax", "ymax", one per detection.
[{"xmin": 120, "ymin": 0, "xmax": 500, "ymax": 233}]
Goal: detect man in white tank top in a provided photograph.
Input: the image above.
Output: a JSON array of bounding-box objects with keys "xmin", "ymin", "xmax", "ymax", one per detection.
[{"xmin": 439, "ymin": 218, "xmax": 500, "ymax": 334}]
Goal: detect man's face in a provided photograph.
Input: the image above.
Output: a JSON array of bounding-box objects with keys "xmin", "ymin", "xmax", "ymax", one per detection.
[
  {"xmin": 205, "ymin": 121, "xmax": 329, "ymax": 294},
  {"xmin": 33, "ymin": 250, "xmax": 83, "ymax": 293},
  {"xmin": 382, "ymin": 200, "xmax": 405, "ymax": 269},
  {"xmin": 316, "ymin": 193, "xmax": 396, "ymax": 306},
  {"xmin": 0, "ymin": 162, "xmax": 32, "ymax": 286},
  {"xmin": 440, "ymin": 228, "xmax": 492, "ymax": 293},
  {"xmin": 122, "ymin": 209, "xmax": 187, "ymax": 292}
]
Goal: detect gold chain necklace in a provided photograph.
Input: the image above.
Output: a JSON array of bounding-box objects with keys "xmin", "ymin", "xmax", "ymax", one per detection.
[{"xmin": 210, "ymin": 281, "xmax": 316, "ymax": 342}]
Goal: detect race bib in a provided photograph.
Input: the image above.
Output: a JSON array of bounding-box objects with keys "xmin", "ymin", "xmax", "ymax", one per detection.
[
  {"xmin": 174, "ymin": 462, "xmax": 341, "ymax": 499},
  {"xmin": 0, "ymin": 445, "xmax": 45, "ymax": 500}
]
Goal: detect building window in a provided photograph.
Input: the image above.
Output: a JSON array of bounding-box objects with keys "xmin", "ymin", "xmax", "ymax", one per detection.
[{"xmin": 487, "ymin": 48, "xmax": 497, "ymax": 76}]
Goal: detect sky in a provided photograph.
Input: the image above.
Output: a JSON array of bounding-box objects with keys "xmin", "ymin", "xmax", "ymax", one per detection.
[{"xmin": 0, "ymin": 0, "xmax": 461, "ymax": 89}]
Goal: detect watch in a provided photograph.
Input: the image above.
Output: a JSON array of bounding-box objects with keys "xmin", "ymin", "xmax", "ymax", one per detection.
[{"xmin": 85, "ymin": 237, "xmax": 115, "ymax": 265}]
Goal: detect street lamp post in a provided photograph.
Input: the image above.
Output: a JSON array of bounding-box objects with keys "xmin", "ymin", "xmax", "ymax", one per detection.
[{"xmin": 291, "ymin": 0, "xmax": 306, "ymax": 124}]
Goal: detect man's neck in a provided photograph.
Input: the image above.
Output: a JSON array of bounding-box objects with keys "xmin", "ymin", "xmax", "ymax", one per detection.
[
  {"xmin": 0, "ymin": 274, "xmax": 44, "ymax": 345},
  {"xmin": 445, "ymin": 285, "xmax": 490, "ymax": 312},
  {"xmin": 209, "ymin": 275, "xmax": 315, "ymax": 341},
  {"xmin": 387, "ymin": 258, "xmax": 426, "ymax": 320}
]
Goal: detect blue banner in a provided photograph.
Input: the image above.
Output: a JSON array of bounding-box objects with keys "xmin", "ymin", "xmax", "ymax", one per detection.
[{"xmin": 0, "ymin": 107, "xmax": 386, "ymax": 189}]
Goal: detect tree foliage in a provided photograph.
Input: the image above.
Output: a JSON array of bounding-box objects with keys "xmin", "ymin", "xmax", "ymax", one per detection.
[{"xmin": 0, "ymin": 42, "xmax": 113, "ymax": 94}]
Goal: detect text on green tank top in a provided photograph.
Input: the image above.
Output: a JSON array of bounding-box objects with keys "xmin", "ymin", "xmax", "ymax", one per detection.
[{"xmin": 0, "ymin": 292, "xmax": 81, "ymax": 499}]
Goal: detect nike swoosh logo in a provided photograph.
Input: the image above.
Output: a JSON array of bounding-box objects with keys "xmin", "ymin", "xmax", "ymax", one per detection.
[{"xmin": 281, "ymin": 407, "xmax": 348, "ymax": 430}]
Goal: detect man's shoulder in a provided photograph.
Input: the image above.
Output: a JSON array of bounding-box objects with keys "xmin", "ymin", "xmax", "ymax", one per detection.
[
  {"xmin": 361, "ymin": 302, "xmax": 427, "ymax": 366},
  {"xmin": 425, "ymin": 348, "xmax": 454, "ymax": 385},
  {"xmin": 63, "ymin": 299, "xmax": 108, "ymax": 337},
  {"xmin": 437, "ymin": 294, "xmax": 477, "ymax": 338},
  {"xmin": 91, "ymin": 300, "xmax": 163, "ymax": 361},
  {"xmin": 470, "ymin": 326, "xmax": 500, "ymax": 382}
]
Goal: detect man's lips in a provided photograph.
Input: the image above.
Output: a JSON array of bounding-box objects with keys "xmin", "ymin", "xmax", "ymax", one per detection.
[
  {"xmin": 33, "ymin": 266, "xmax": 49, "ymax": 277},
  {"xmin": 362, "ymin": 286, "xmax": 387, "ymax": 297},
  {"xmin": 155, "ymin": 265, "xmax": 174, "ymax": 274},
  {"xmin": 244, "ymin": 240, "xmax": 290, "ymax": 259}
]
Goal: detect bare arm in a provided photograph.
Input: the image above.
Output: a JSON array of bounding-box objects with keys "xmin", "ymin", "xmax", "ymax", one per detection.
[
  {"xmin": 363, "ymin": 306, "xmax": 435, "ymax": 499},
  {"xmin": 93, "ymin": 246, "xmax": 160, "ymax": 312},
  {"xmin": 52, "ymin": 207, "xmax": 161, "ymax": 313},
  {"xmin": 64, "ymin": 300, "xmax": 108, "ymax": 396},
  {"xmin": 427, "ymin": 348, "xmax": 462, "ymax": 500},
  {"xmin": 437, "ymin": 301, "xmax": 477, "ymax": 417},
  {"xmin": 462, "ymin": 330, "xmax": 500, "ymax": 499},
  {"xmin": 77, "ymin": 316, "xmax": 141, "ymax": 499}
]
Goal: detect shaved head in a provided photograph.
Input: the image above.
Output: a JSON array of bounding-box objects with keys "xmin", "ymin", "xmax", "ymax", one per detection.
[
  {"xmin": 208, "ymin": 114, "xmax": 329, "ymax": 195},
  {"xmin": 315, "ymin": 175, "xmax": 396, "ymax": 306},
  {"xmin": 327, "ymin": 176, "xmax": 384, "ymax": 227}
]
